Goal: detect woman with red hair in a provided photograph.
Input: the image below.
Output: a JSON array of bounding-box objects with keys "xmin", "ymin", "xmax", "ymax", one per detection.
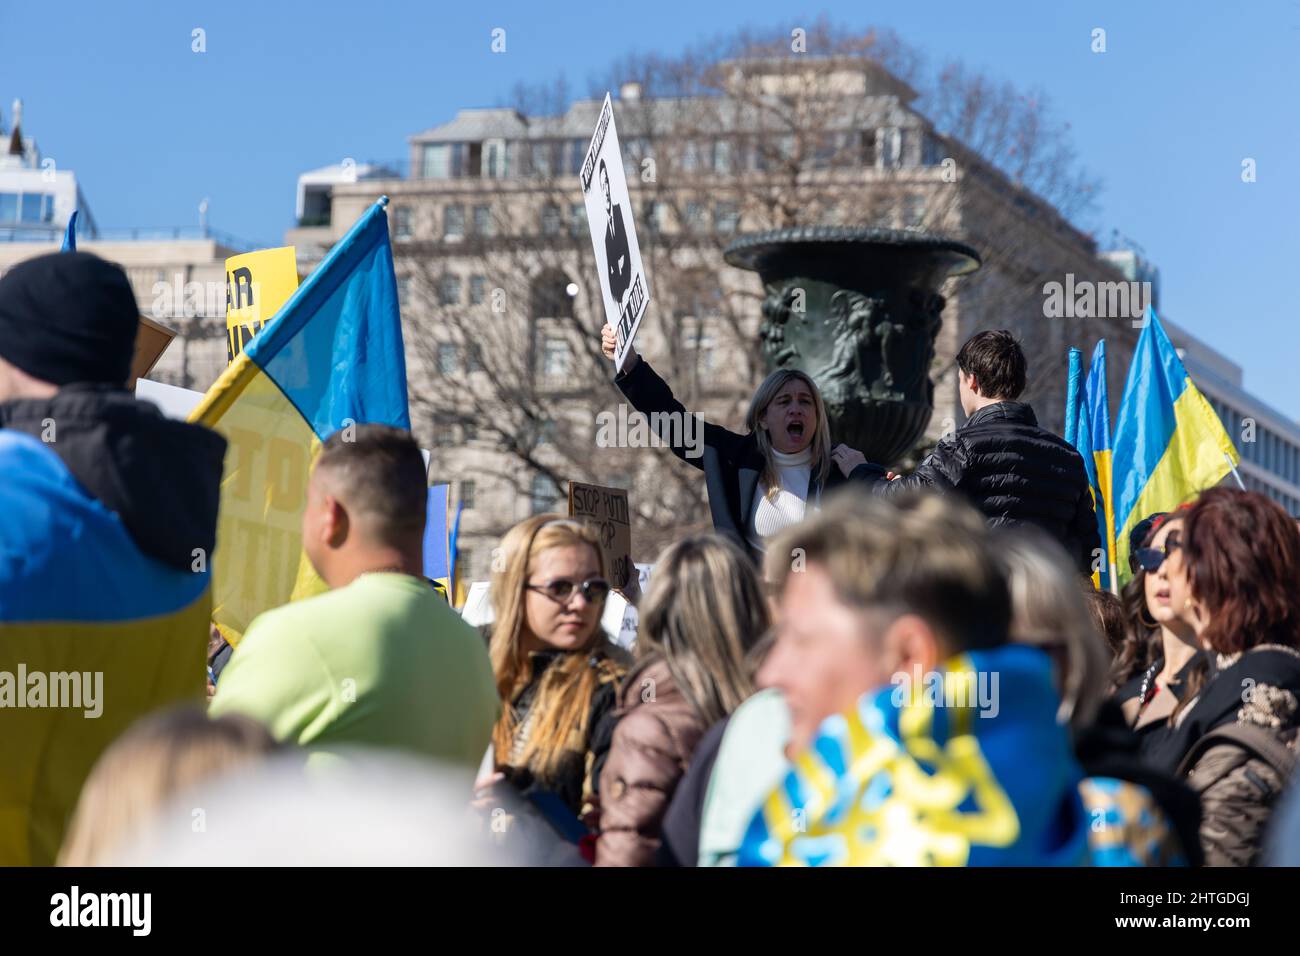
[{"xmin": 1146, "ymin": 487, "xmax": 1300, "ymax": 865}]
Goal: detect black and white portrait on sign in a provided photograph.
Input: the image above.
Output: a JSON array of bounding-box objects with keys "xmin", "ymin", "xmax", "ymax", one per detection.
[
  {"xmin": 580, "ymin": 92, "xmax": 650, "ymax": 371},
  {"xmin": 601, "ymin": 159, "xmax": 632, "ymax": 304}
]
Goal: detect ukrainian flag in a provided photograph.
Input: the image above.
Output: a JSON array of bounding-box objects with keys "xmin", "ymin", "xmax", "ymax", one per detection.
[
  {"xmin": 1112, "ymin": 308, "xmax": 1238, "ymax": 581},
  {"xmin": 192, "ymin": 198, "xmax": 409, "ymax": 645},
  {"xmin": 0, "ymin": 431, "xmax": 210, "ymax": 866},
  {"xmin": 1070, "ymin": 342, "xmax": 1118, "ymax": 591}
]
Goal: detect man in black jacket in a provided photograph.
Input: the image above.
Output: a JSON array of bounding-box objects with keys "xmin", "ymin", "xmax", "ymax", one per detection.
[{"xmin": 876, "ymin": 330, "xmax": 1100, "ymax": 573}]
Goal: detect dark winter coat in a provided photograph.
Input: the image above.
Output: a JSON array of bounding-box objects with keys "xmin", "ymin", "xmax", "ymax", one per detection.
[{"xmin": 877, "ymin": 401, "xmax": 1099, "ymax": 572}]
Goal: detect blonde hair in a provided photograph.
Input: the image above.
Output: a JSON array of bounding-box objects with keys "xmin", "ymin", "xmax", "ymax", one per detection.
[
  {"xmin": 58, "ymin": 707, "xmax": 278, "ymax": 866},
  {"xmin": 636, "ymin": 534, "xmax": 769, "ymax": 726},
  {"xmin": 489, "ymin": 515, "xmax": 627, "ymax": 783},
  {"xmin": 746, "ymin": 367, "xmax": 832, "ymax": 501},
  {"xmin": 995, "ymin": 526, "xmax": 1111, "ymax": 731}
]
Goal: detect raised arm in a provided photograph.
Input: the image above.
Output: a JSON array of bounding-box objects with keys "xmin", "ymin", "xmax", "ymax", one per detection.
[{"xmin": 601, "ymin": 323, "xmax": 746, "ymax": 471}]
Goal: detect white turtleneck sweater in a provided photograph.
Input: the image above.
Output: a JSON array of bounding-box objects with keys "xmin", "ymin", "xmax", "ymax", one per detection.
[{"xmin": 747, "ymin": 446, "xmax": 814, "ymax": 553}]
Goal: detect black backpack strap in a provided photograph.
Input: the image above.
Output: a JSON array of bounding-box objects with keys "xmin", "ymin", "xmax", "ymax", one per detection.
[{"xmin": 1176, "ymin": 722, "xmax": 1297, "ymax": 780}]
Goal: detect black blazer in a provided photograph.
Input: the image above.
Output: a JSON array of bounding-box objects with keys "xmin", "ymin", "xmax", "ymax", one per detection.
[{"xmin": 615, "ymin": 357, "xmax": 884, "ymax": 562}]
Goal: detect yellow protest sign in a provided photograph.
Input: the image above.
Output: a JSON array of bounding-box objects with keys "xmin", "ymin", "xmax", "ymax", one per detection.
[{"xmin": 226, "ymin": 246, "xmax": 299, "ymax": 364}]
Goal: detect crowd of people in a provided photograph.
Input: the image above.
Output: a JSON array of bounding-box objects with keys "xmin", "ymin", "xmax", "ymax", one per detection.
[{"xmin": 2, "ymin": 251, "xmax": 1299, "ymax": 867}]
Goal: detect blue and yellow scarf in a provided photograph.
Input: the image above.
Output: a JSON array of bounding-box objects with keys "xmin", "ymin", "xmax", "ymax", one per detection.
[{"xmin": 738, "ymin": 644, "xmax": 1088, "ymax": 866}]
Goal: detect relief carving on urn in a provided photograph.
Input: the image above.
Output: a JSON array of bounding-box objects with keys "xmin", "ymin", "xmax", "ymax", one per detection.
[{"xmin": 725, "ymin": 226, "xmax": 981, "ymax": 465}]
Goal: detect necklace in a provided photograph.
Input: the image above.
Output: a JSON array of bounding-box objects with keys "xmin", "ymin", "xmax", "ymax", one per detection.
[{"xmin": 1133, "ymin": 659, "xmax": 1162, "ymax": 726}]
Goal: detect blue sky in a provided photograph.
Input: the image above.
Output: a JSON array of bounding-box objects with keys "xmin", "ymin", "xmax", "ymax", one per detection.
[{"xmin": 3, "ymin": 0, "xmax": 1297, "ymax": 418}]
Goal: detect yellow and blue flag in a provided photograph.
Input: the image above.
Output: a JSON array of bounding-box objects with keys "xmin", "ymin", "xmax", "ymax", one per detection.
[
  {"xmin": 191, "ymin": 198, "xmax": 409, "ymax": 645},
  {"xmin": 423, "ymin": 484, "xmax": 453, "ymax": 600},
  {"xmin": 60, "ymin": 210, "xmax": 78, "ymax": 251},
  {"xmin": 1069, "ymin": 341, "xmax": 1118, "ymax": 590},
  {"xmin": 0, "ymin": 430, "xmax": 212, "ymax": 865},
  {"xmin": 1112, "ymin": 309, "xmax": 1238, "ymax": 581}
]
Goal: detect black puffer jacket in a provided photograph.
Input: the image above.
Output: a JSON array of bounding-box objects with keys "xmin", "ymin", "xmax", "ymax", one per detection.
[{"xmin": 879, "ymin": 401, "xmax": 1099, "ymax": 571}]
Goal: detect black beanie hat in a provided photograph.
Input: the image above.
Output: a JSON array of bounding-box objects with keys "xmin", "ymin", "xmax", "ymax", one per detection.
[{"xmin": 0, "ymin": 251, "xmax": 139, "ymax": 386}]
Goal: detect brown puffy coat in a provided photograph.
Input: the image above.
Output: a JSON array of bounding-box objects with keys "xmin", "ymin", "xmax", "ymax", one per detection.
[
  {"xmin": 1173, "ymin": 646, "xmax": 1300, "ymax": 867},
  {"xmin": 594, "ymin": 658, "xmax": 708, "ymax": 867}
]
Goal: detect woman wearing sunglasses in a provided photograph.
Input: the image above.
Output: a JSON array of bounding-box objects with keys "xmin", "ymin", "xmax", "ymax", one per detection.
[
  {"xmin": 1142, "ymin": 488, "xmax": 1300, "ymax": 866},
  {"xmin": 481, "ymin": 515, "xmax": 630, "ymax": 826},
  {"xmin": 1110, "ymin": 511, "xmax": 1208, "ymax": 748}
]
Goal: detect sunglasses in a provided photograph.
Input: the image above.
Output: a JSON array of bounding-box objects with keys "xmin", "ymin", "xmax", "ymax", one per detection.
[
  {"xmin": 1133, "ymin": 537, "xmax": 1182, "ymax": 573},
  {"xmin": 525, "ymin": 577, "xmax": 611, "ymax": 604}
]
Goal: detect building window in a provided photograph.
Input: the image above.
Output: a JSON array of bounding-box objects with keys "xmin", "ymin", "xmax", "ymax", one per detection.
[
  {"xmin": 530, "ymin": 141, "xmax": 556, "ymax": 178},
  {"xmin": 642, "ymin": 200, "xmax": 667, "ymax": 234},
  {"xmin": 454, "ymin": 549, "xmax": 473, "ymax": 583},
  {"xmin": 530, "ymin": 474, "xmax": 562, "ymax": 515},
  {"xmin": 568, "ymin": 139, "xmax": 586, "ymax": 176},
  {"xmin": 541, "ymin": 336, "xmax": 570, "ymax": 376},
  {"xmin": 541, "ymin": 203, "xmax": 563, "ymax": 237},
  {"xmin": 431, "ymin": 415, "xmax": 456, "ymax": 447},
  {"xmin": 422, "ymin": 143, "xmax": 471, "ymax": 179},
  {"xmin": 693, "ymin": 322, "xmax": 717, "ymax": 372},
  {"xmin": 437, "ymin": 343, "xmax": 459, "ymax": 374},
  {"xmin": 467, "ymin": 343, "xmax": 485, "ymax": 372},
  {"xmin": 714, "ymin": 202, "xmax": 739, "ymax": 234},
  {"xmin": 685, "ymin": 202, "xmax": 709, "ymax": 233},
  {"xmin": 472, "ymin": 204, "xmax": 494, "ymax": 237},
  {"xmin": 393, "ymin": 206, "xmax": 413, "ymax": 240},
  {"xmin": 443, "ymin": 204, "xmax": 465, "ymax": 239},
  {"xmin": 462, "ymin": 419, "xmax": 478, "ymax": 441},
  {"xmin": 879, "ymin": 127, "xmax": 903, "ymax": 168},
  {"xmin": 20, "ymin": 193, "xmax": 50, "ymax": 223},
  {"xmin": 459, "ymin": 479, "xmax": 476, "ymax": 510},
  {"xmin": 438, "ymin": 275, "xmax": 461, "ymax": 306},
  {"xmin": 397, "ymin": 277, "xmax": 413, "ymax": 308},
  {"xmin": 0, "ymin": 193, "xmax": 18, "ymax": 222},
  {"xmin": 569, "ymin": 202, "xmax": 586, "ymax": 237},
  {"xmin": 903, "ymin": 195, "xmax": 926, "ymax": 228},
  {"xmin": 713, "ymin": 139, "xmax": 734, "ymax": 174},
  {"xmin": 470, "ymin": 275, "xmax": 487, "ymax": 305},
  {"xmin": 483, "ymin": 139, "xmax": 508, "ymax": 178}
]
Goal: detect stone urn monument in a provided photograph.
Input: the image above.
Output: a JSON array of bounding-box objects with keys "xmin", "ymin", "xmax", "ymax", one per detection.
[{"xmin": 724, "ymin": 226, "xmax": 981, "ymax": 465}]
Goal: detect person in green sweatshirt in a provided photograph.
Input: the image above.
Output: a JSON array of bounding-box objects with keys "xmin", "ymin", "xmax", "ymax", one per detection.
[{"xmin": 211, "ymin": 424, "xmax": 498, "ymax": 770}]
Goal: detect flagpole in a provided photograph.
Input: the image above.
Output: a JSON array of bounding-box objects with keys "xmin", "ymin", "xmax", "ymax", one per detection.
[{"xmin": 1224, "ymin": 452, "xmax": 1246, "ymax": 490}]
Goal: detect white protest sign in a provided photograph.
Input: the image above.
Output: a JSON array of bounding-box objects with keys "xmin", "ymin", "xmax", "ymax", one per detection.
[
  {"xmin": 135, "ymin": 379, "xmax": 205, "ymax": 420},
  {"xmin": 580, "ymin": 92, "xmax": 649, "ymax": 372},
  {"xmin": 460, "ymin": 581, "xmax": 493, "ymax": 628}
]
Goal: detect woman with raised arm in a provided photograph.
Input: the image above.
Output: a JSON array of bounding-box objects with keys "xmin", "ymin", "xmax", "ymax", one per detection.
[{"xmin": 601, "ymin": 323, "xmax": 883, "ymax": 563}]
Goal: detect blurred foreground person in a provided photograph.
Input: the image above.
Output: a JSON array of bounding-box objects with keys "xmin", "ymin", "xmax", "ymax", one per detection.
[
  {"xmin": 0, "ymin": 252, "xmax": 226, "ymax": 865},
  {"xmin": 58, "ymin": 707, "xmax": 279, "ymax": 865},
  {"xmin": 594, "ymin": 534, "xmax": 767, "ymax": 866},
  {"xmin": 997, "ymin": 527, "xmax": 1201, "ymax": 866},
  {"xmin": 110, "ymin": 749, "xmax": 525, "ymax": 866},
  {"xmin": 738, "ymin": 490, "xmax": 1088, "ymax": 866},
  {"xmin": 1145, "ymin": 488, "xmax": 1300, "ymax": 866},
  {"xmin": 479, "ymin": 515, "xmax": 630, "ymax": 836},
  {"xmin": 211, "ymin": 425, "xmax": 497, "ymax": 769},
  {"xmin": 872, "ymin": 331, "xmax": 1099, "ymax": 572}
]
